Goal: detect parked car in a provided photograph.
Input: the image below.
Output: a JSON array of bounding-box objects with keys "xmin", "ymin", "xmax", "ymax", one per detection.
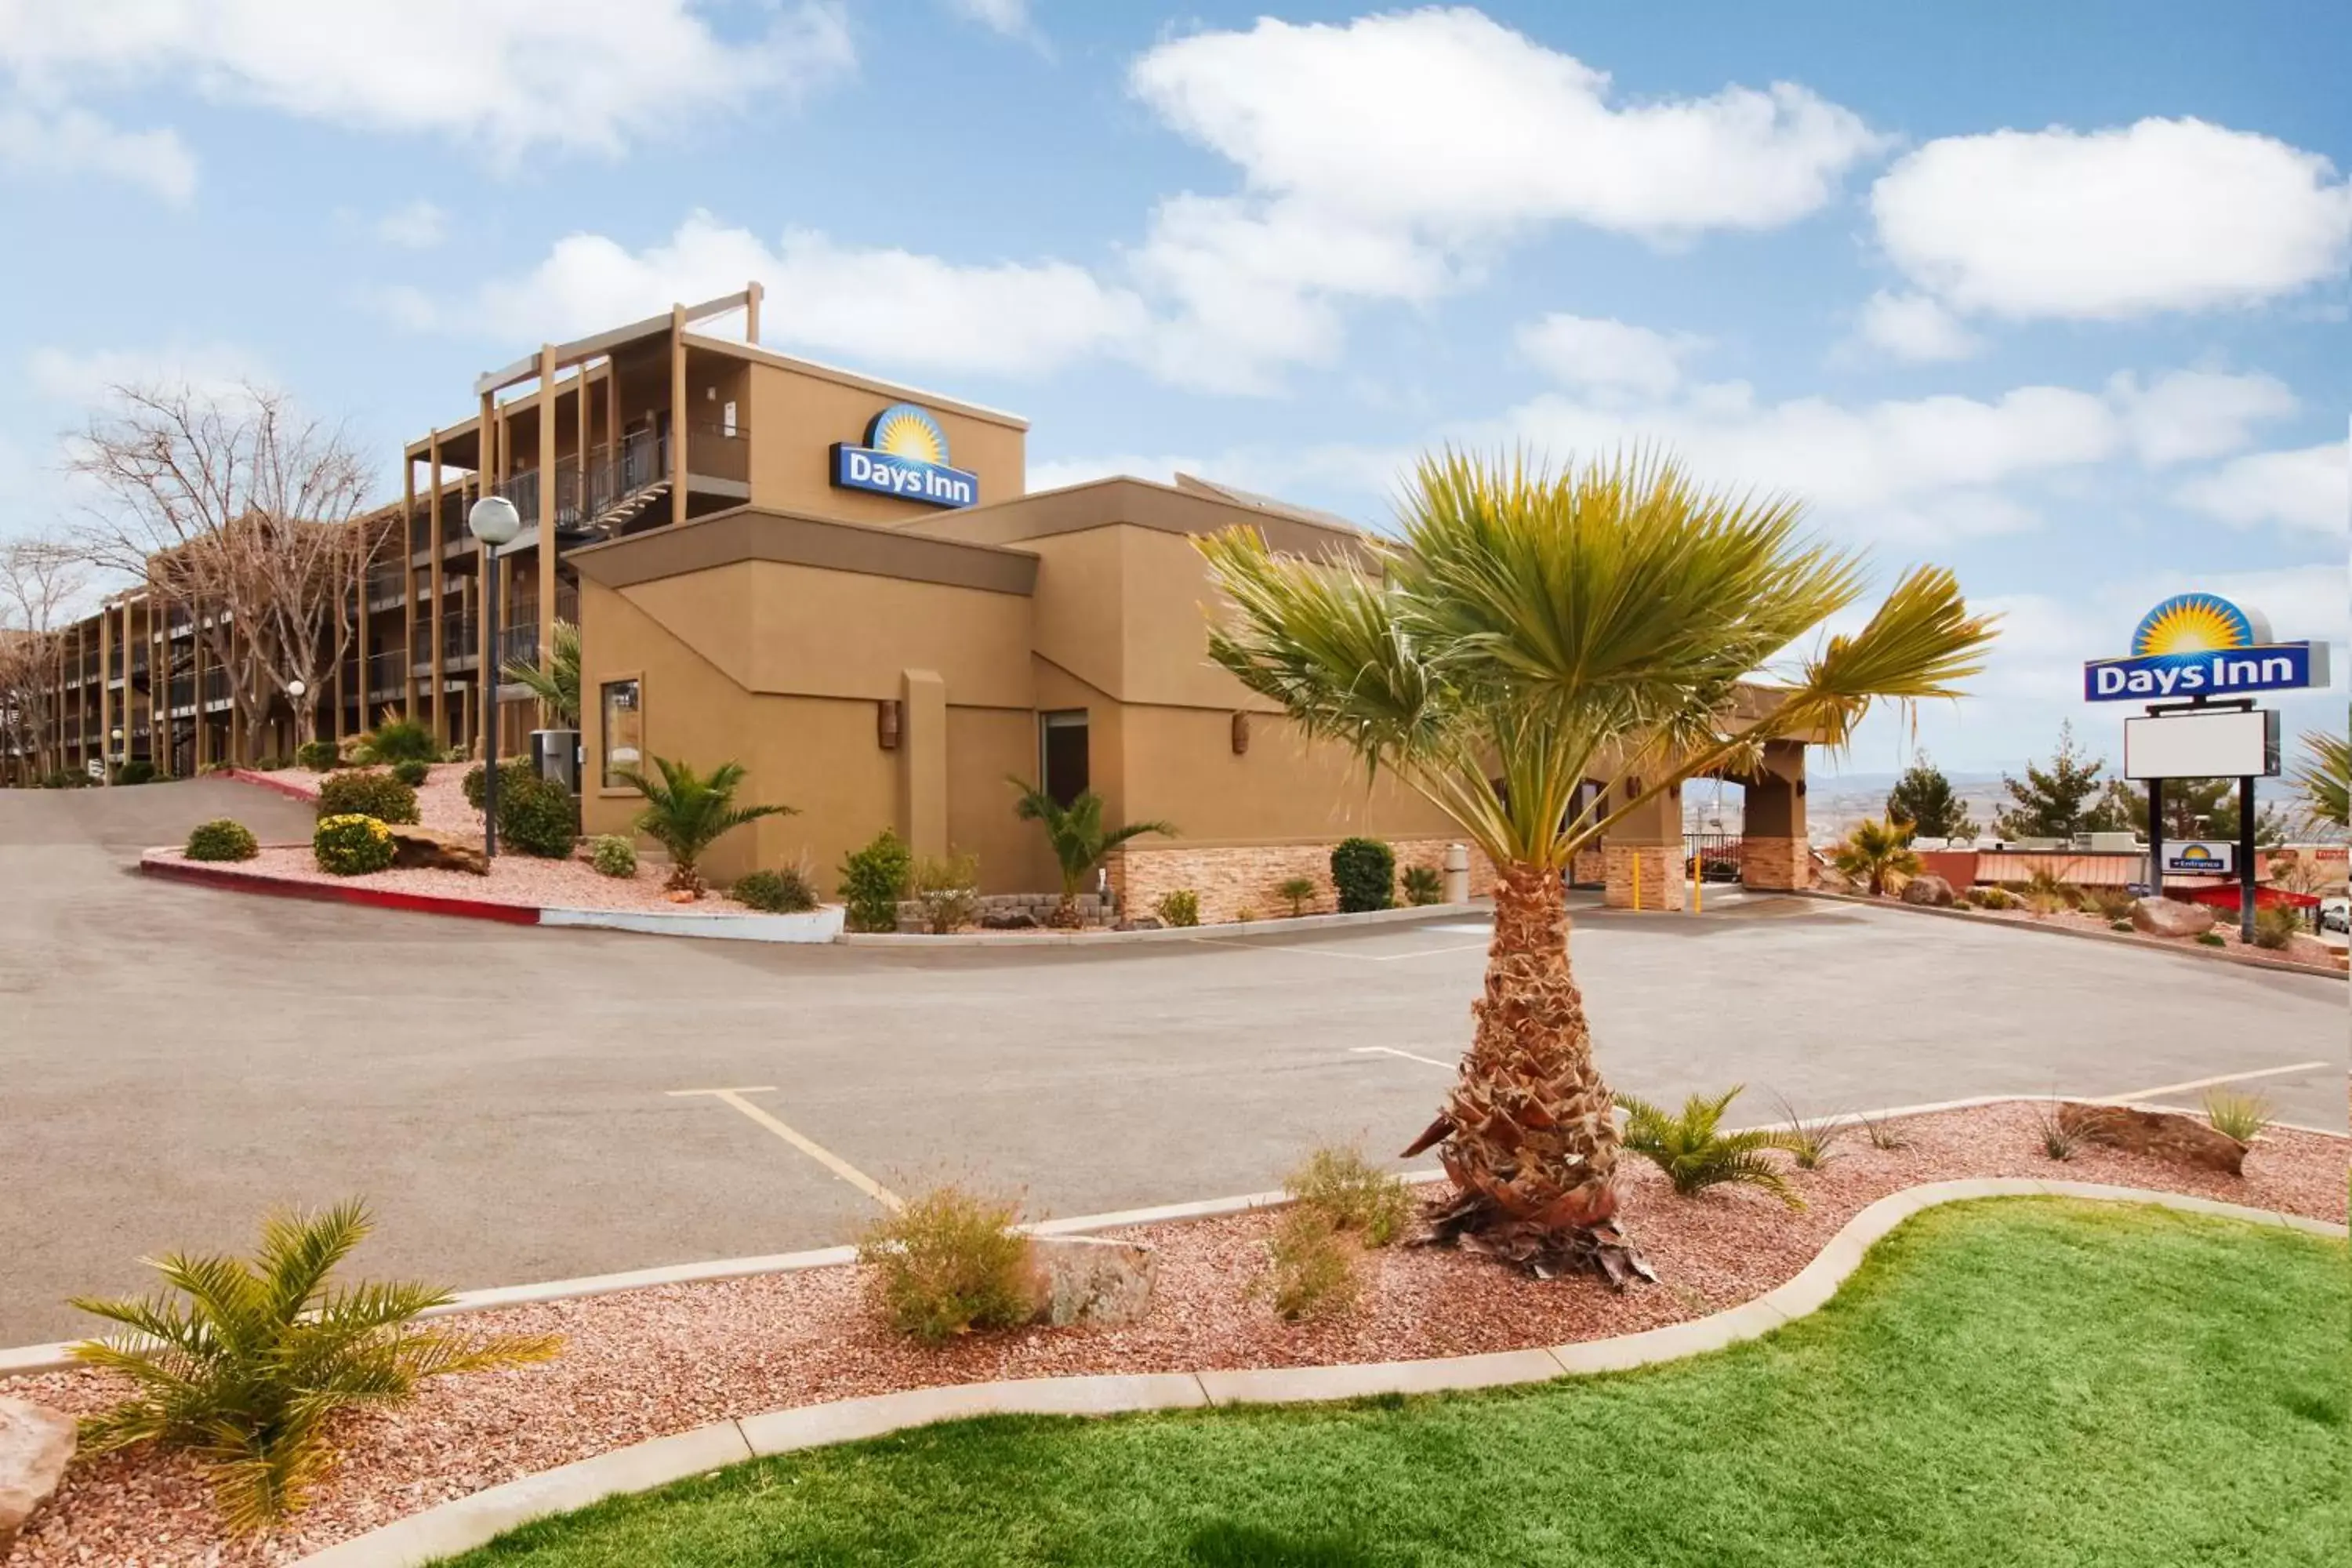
[{"xmin": 2321, "ymin": 898, "xmax": 2350, "ymax": 935}]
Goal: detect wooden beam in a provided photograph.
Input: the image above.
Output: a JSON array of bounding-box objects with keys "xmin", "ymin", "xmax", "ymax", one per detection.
[
  {"xmin": 745, "ymin": 278, "xmax": 762, "ymax": 342},
  {"xmin": 402, "ymin": 452, "xmax": 418, "ymax": 720},
  {"xmin": 670, "ymin": 303, "xmax": 688, "ymax": 528},
  {"xmin": 538, "ymin": 343, "xmax": 557, "ymax": 727},
  {"xmin": 477, "ymin": 389, "xmax": 495, "ymax": 758},
  {"xmin": 430, "ymin": 437, "xmax": 445, "ymax": 745}
]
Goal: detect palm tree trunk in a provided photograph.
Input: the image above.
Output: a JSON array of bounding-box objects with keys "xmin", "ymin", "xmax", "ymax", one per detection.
[{"xmin": 1407, "ymin": 862, "xmax": 1650, "ymax": 1286}]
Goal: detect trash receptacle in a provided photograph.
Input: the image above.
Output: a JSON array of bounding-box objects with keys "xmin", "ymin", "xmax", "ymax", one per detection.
[{"xmin": 531, "ymin": 728, "xmax": 580, "ymax": 794}]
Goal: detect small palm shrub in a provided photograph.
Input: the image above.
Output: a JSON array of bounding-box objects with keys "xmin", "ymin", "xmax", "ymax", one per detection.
[
  {"xmin": 184, "ymin": 818, "xmax": 259, "ymax": 862},
  {"xmin": 840, "ymin": 828, "xmax": 913, "ymax": 933},
  {"xmin": 1401, "ymin": 863, "xmax": 1444, "ymax": 906},
  {"xmin": 1009, "ymin": 779, "xmax": 1174, "ymax": 927},
  {"xmin": 116, "ymin": 759, "xmax": 157, "ymax": 786},
  {"xmin": 1833, "ymin": 816, "xmax": 1919, "ymax": 897},
  {"xmin": 296, "ymin": 739, "xmax": 338, "ymax": 771},
  {"xmin": 910, "ymin": 850, "xmax": 980, "ymax": 933},
  {"xmin": 2249, "ymin": 906, "xmax": 2298, "ymax": 951},
  {"xmin": 1286, "ymin": 1143, "xmax": 1414, "ymax": 1247},
  {"xmin": 1773, "ymin": 1097, "xmax": 1848, "ymax": 1170},
  {"xmin": 69, "ymin": 1201, "xmax": 560, "ymax": 1532},
  {"xmin": 2205, "ymin": 1090, "xmax": 2273, "ymax": 1143},
  {"xmin": 363, "ymin": 716, "xmax": 440, "ymax": 764},
  {"xmin": 389, "ymin": 758, "xmax": 430, "ymax": 787},
  {"xmin": 733, "ymin": 866, "xmax": 818, "ymax": 913},
  {"xmin": 461, "ymin": 758, "xmax": 532, "ymax": 811},
  {"xmin": 1330, "ymin": 836, "xmax": 1396, "ymax": 912},
  {"xmin": 856, "ymin": 1185, "xmax": 1031, "ymax": 1345},
  {"xmin": 1255, "ymin": 1207, "xmax": 1359, "ymax": 1321},
  {"xmin": 1155, "ymin": 887, "xmax": 1201, "ymax": 927},
  {"xmin": 1617, "ymin": 1087, "xmax": 1805, "ymax": 1207},
  {"xmin": 588, "ymin": 834, "xmax": 637, "ymax": 878},
  {"xmin": 1276, "ymin": 875, "xmax": 1317, "ymax": 916},
  {"xmin": 618, "ymin": 755, "xmax": 793, "ymax": 895},
  {"xmin": 315, "ymin": 770, "xmax": 418, "ymax": 825},
  {"xmin": 497, "ymin": 770, "xmax": 579, "ymax": 858},
  {"xmin": 314, "ymin": 814, "xmax": 396, "ymax": 875}
]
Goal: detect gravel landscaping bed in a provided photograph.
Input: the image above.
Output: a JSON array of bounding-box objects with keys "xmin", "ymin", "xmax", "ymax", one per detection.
[
  {"xmin": 9, "ymin": 1101, "xmax": 2342, "ymax": 1564},
  {"xmin": 1964, "ymin": 901, "xmax": 2340, "ymax": 968}
]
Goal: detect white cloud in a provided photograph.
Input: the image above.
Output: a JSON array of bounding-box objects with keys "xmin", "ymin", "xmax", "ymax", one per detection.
[
  {"xmin": 943, "ymin": 0, "xmax": 1040, "ymax": 46},
  {"xmin": 26, "ymin": 343, "xmax": 270, "ymax": 406},
  {"xmin": 0, "ymin": 104, "xmax": 195, "ymax": 202},
  {"xmin": 1854, "ymin": 290, "xmax": 1980, "ymax": 362},
  {"xmin": 0, "ymin": 0, "xmax": 855, "ymax": 164},
  {"xmin": 375, "ymin": 198, "xmax": 447, "ymax": 250},
  {"xmin": 2105, "ymin": 369, "xmax": 2296, "ymax": 466},
  {"xmin": 1515, "ymin": 314, "xmax": 1700, "ymax": 397},
  {"xmin": 1026, "ymin": 452, "xmax": 1197, "ymax": 492},
  {"xmin": 1871, "ymin": 117, "xmax": 2352, "ymax": 320},
  {"xmin": 2176, "ymin": 440, "xmax": 2347, "ymax": 537}
]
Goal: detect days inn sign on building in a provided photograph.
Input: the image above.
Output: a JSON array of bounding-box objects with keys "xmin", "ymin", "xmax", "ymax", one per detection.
[
  {"xmin": 2081, "ymin": 593, "xmax": 2328, "ymax": 702},
  {"xmin": 831, "ymin": 402, "xmax": 979, "ymax": 508}
]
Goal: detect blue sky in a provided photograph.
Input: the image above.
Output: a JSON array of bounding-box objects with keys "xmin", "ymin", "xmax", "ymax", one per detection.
[{"xmin": 2, "ymin": 0, "xmax": 2344, "ymax": 775}]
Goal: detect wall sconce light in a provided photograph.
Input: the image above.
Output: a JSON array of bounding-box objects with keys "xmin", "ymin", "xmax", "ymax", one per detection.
[
  {"xmin": 1624, "ymin": 775, "xmax": 1641, "ymax": 798},
  {"xmin": 1230, "ymin": 712, "xmax": 1250, "ymax": 755},
  {"xmin": 877, "ymin": 699, "xmax": 902, "ymax": 750}
]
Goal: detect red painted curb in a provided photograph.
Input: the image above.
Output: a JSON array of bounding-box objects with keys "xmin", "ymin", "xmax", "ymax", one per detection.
[
  {"xmin": 226, "ymin": 768, "xmax": 321, "ymax": 803},
  {"xmin": 141, "ymin": 855, "xmax": 542, "ymax": 925}
]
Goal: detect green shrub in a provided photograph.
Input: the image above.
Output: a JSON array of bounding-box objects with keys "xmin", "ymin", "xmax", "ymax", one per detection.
[
  {"xmin": 314, "ymin": 814, "xmax": 396, "ymax": 876},
  {"xmin": 389, "ymin": 758, "xmax": 430, "ymax": 787},
  {"xmin": 2111, "ymin": 918, "xmax": 2134, "ymax": 932},
  {"xmin": 855, "ymin": 1185, "xmax": 1032, "ymax": 1345},
  {"xmin": 183, "ymin": 818, "xmax": 258, "ymax": 862},
  {"xmin": 2249, "ymin": 906, "xmax": 2298, "ymax": 951},
  {"xmin": 2034, "ymin": 1102, "xmax": 2080, "ymax": 1161},
  {"xmin": 460, "ymin": 758, "xmax": 532, "ymax": 811},
  {"xmin": 1774, "ymin": 1097, "xmax": 1848, "ymax": 1171},
  {"xmin": 910, "ymin": 850, "xmax": 980, "ymax": 933},
  {"xmin": 252, "ymin": 755, "xmax": 289, "ymax": 773},
  {"xmin": 1859, "ymin": 1112, "xmax": 1911, "ymax": 1151},
  {"xmin": 114, "ymin": 759, "xmax": 157, "ymax": 786},
  {"xmin": 68, "ymin": 1201, "xmax": 559, "ymax": 1531},
  {"xmin": 1255, "ymin": 1207, "xmax": 1359, "ymax": 1322},
  {"xmin": 617, "ymin": 755, "xmax": 793, "ymax": 897},
  {"xmin": 2195, "ymin": 931, "xmax": 2227, "ymax": 948},
  {"xmin": 2080, "ymin": 886, "xmax": 2136, "ymax": 920},
  {"xmin": 364, "ymin": 717, "xmax": 440, "ymax": 764},
  {"xmin": 497, "ymin": 770, "xmax": 578, "ymax": 858},
  {"xmin": 2204, "ymin": 1090, "xmax": 2274, "ymax": 1143},
  {"xmin": 1617, "ymin": 1086, "xmax": 1805, "ymax": 1207},
  {"xmin": 1155, "ymin": 887, "xmax": 1200, "ymax": 927},
  {"xmin": 839, "ymin": 828, "xmax": 913, "ymax": 933},
  {"xmin": 1400, "ymin": 863, "xmax": 1443, "ymax": 906},
  {"xmin": 588, "ymin": 835, "xmax": 637, "ymax": 879},
  {"xmin": 314, "ymin": 770, "xmax": 418, "ymax": 825},
  {"xmin": 1276, "ymin": 875, "xmax": 1317, "ymax": 917},
  {"xmin": 296, "ymin": 739, "xmax": 338, "ymax": 771},
  {"xmin": 1329, "ymin": 836, "xmax": 1396, "ymax": 913},
  {"xmin": 732, "ymin": 866, "xmax": 818, "ymax": 913},
  {"xmin": 1286, "ymin": 1143, "xmax": 1414, "ymax": 1247}
]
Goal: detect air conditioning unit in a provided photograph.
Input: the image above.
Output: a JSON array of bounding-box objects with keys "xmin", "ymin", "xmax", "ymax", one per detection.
[{"xmin": 2082, "ymin": 831, "xmax": 2142, "ymax": 854}]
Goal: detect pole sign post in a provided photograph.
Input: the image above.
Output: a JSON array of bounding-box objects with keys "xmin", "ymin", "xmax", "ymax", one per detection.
[{"xmin": 2085, "ymin": 593, "xmax": 2326, "ymax": 943}]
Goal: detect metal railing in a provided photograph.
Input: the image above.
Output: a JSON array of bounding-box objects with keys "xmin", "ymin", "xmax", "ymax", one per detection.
[
  {"xmin": 368, "ymin": 652, "xmax": 406, "ymax": 694},
  {"xmin": 686, "ymin": 421, "xmax": 748, "ymax": 485},
  {"xmin": 365, "ymin": 564, "xmax": 407, "ymax": 603},
  {"xmin": 441, "ymin": 617, "xmax": 478, "ymax": 661}
]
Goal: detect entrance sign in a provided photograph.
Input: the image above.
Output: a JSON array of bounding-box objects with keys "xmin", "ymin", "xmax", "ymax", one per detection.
[
  {"xmin": 2082, "ymin": 592, "xmax": 2327, "ymax": 702},
  {"xmin": 831, "ymin": 403, "xmax": 978, "ymax": 509},
  {"xmin": 2123, "ymin": 706, "xmax": 2280, "ymax": 780},
  {"xmin": 2161, "ymin": 841, "xmax": 2234, "ymax": 877}
]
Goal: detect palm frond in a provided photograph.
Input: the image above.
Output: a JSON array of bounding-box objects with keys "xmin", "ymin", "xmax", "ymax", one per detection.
[{"xmin": 1618, "ymin": 1085, "xmax": 1806, "ymax": 1207}]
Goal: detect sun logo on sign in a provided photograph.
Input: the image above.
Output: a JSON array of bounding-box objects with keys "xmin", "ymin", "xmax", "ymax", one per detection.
[
  {"xmin": 866, "ymin": 404, "xmax": 949, "ymax": 466},
  {"xmin": 2131, "ymin": 593, "xmax": 2256, "ymax": 659},
  {"xmin": 2177, "ymin": 844, "xmax": 2216, "ymax": 865}
]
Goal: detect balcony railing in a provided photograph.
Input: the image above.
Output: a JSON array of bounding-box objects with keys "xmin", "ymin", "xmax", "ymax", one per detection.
[
  {"xmin": 169, "ymin": 677, "xmax": 194, "ymax": 710},
  {"xmin": 441, "ymin": 617, "xmax": 479, "ymax": 662},
  {"xmin": 686, "ymin": 421, "xmax": 749, "ymax": 485},
  {"xmin": 365, "ymin": 564, "xmax": 407, "ymax": 604},
  {"xmin": 368, "ymin": 652, "xmax": 406, "ymax": 694}
]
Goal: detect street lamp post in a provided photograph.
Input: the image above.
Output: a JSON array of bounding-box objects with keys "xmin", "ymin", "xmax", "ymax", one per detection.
[{"xmin": 466, "ymin": 496, "xmax": 521, "ymax": 859}]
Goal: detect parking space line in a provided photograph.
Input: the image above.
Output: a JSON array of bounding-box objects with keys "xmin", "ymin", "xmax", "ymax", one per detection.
[
  {"xmin": 1350, "ymin": 1045, "xmax": 1456, "ymax": 1070},
  {"xmin": 667, "ymin": 1087, "xmax": 903, "ymax": 1210},
  {"xmin": 2100, "ymin": 1061, "xmax": 2332, "ymax": 1105}
]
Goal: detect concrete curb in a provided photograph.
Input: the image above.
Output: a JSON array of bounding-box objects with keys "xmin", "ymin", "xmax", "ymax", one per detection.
[
  {"xmin": 1801, "ymin": 887, "xmax": 2346, "ymax": 982},
  {"xmin": 282, "ymin": 1182, "xmax": 2347, "ymax": 1567},
  {"xmin": 226, "ymin": 767, "xmax": 324, "ymax": 802},
  {"xmin": 838, "ymin": 900, "xmax": 1489, "ymax": 947}
]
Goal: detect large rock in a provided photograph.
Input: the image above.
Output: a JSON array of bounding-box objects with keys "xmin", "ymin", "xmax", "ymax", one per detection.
[
  {"xmin": 1021, "ymin": 1235, "xmax": 1157, "ymax": 1327},
  {"xmin": 1900, "ymin": 873, "xmax": 1957, "ymax": 908},
  {"xmin": 1, "ymin": 1397, "xmax": 74, "ymax": 1560},
  {"xmin": 386, "ymin": 825, "xmax": 488, "ymax": 876},
  {"xmin": 2057, "ymin": 1102, "xmax": 2246, "ymax": 1175},
  {"xmin": 2130, "ymin": 896, "xmax": 2216, "ymax": 938}
]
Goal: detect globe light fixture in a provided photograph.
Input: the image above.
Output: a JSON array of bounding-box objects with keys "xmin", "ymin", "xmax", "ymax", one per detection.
[{"xmin": 467, "ymin": 495, "xmax": 523, "ymax": 858}]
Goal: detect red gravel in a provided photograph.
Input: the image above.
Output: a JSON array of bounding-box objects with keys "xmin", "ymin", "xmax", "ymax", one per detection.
[{"xmin": 9, "ymin": 1101, "xmax": 2343, "ymax": 1566}]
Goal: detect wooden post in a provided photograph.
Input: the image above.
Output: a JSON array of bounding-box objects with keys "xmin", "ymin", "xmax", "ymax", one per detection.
[
  {"xmin": 354, "ymin": 508, "xmax": 372, "ymax": 735},
  {"xmin": 97, "ymin": 602, "xmax": 112, "ymax": 783},
  {"xmin": 402, "ymin": 451, "xmax": 418, "ymax": 720},
  {"xmin": 670, "ymin": 303, "xmax": 688, "ymax": 528},
  {"xmin": 537, "ymin": 343, "xmax": 557, "ymax": 725},
  {"xmin": 745, "ymin": 278, "xmax": 763, "ymax": 342},
  {"xmin": 429, "ymin": 437, "xmax": 445, "ymax": 746},
  {"xmin": 477, "ymin": 391, "xmax": 496, "ymax": 758}
]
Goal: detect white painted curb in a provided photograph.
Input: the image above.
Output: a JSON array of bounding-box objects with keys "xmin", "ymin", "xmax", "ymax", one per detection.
[
  {"xmin": 540, "ymin": 903, "xmax": 844, "ymax": 943},
  {"xmin": 838, "ymin": 900, "xmax": 1488, "ymax": 947},
  {"xmin": 284, "ymin": 1182, "xmax": 2347, "ymax": 1567}
]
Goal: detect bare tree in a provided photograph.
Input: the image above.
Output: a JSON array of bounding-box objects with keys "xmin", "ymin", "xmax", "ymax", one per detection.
[
  {"xmin": 68, "ymin": 383, "xmax": 376, "ymax": 758},
  {"xmin": 0, "ymin": 534, "xmax": 92, "ymax": 782}
]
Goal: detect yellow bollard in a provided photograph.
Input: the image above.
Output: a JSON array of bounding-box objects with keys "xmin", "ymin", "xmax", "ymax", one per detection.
[
  {"xmin": 1692, "ymin": 855, "xmax": 1703, "ymax": 915},
  {"xmin": 1632, "ymin": 852, "xmax": 1642, "ymax": 912}
]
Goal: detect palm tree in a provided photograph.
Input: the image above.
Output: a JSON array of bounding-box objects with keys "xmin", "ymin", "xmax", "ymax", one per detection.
[
  {"xmin": 1009, "ymin": 779, "xmax": 1174, "ymax": 927},
  {"xmin": 1200, "ymin": 448, "xmax": 1995, "ymax": 1281},
  {"xmin": 1834, "ymin": 815, "xmax": 1922, "ymax": 896},
  {"xmin": 2287, "ymin": 718, "xmax": 2348, "ymax": 833},
  {"xmin": 617, "ymin": 754, "xmax": 795, "ymax": 895},
  {"xmin": 70, "ymin": 1201, "xmax": 559, "ymax": 1531},
  {"xmin": 503, "ymin": 617, "xmax": 580, "ymax": 728}
]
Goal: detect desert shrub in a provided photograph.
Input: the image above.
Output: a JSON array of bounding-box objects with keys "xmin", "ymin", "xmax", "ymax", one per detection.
[
  {"xmin": 363, "ymin": 716, "xmax": 439, "ymax": 764},
  {"xmin": 1401, "ymin": 863, "xmax": 1444, "ymax": 906},
  {"xmin": 114, "ymin": 759, "xmax": 157, "ymax": 786},
  {"xmin": 252, "ymin": 755, "xmax": 289, "ymax": 773},
  {"xmin": 1329, "ymin": 836, "xmax": 1395, "ymax": 913},
  {"xmin": 2111, "ymin": 919, "xmax": 2134, "ymax": 932},
  {"xmin": 1236, "ymin": 906, "xmax": 1258, "ymax": 923},
  {"xmin": 314, "ymin": 814, "xmax": 396, "ymax": 875},
  {"xmin": 733, "ymin": 866, "xmax": 818, "ymax": 913},
  {"xmin": 1155, "ymin": 888, "xmax": 1201, "ymax": 927},
  {"xmin": 2033, "ymin": 1102, "xmax": 2080, "ymax": 1161},
  {"xmin": 1970, "ymin": 885, "xmax": 2019, "ymax": 910},
  {"xmin": 460, "ymin": 758, "xmax": 532, "ymax": 811},
  {"xmin": 587, "ymin": 835, "xmax": 637, "ymax": 879},
  {"xmin": 2022, "ymin": 864, "xmax": 2081, "ymax": 915},
  {"xmin": 1617, "ymin": 1086, "xmax": 1804, "ymax": 1207},
  {"xmin": 497, "ymin": 770, "xmax": 579, "ymax": 858},
  {"xmin": 2249, "ymin": 906, "xmax": 2299, "ymax": 951},
  {"xmin": 1286, "ymin": 1143, "xmax": 1414, "ymax": 1247},
  {"xmin": 1255, "ymin": 1207, "xmax": 1359, "ymax": 1321},
  {"xmin": 183, "ymin": 818, "xmax": 258, "ymax": 862},
  {"xmin": 2205, "ymin": 1090, "xmax": 2274, "ymax": 1143},
  {"xmin": 68, "ymin": 1201, "xmax": 558, "ymax": 1531},
  {"xmin": 909, "ymin": 850, "xmax": 981, "ymax": 933},
  {"xmin": 1774, "ymin": 1097, "xmax": 1848, "ymax": 1171},
  {"xmin": 389, "ymin": 758, "xmax": 430, "ymax": 787},
  {"xmin": 1858, "ymin": 1112, "xmax": 1911, "ymax": 1151},
  {"xmin": 1276, "ymin": 875, "xmax": 1317, "ymax": 917},
  {"xmin": 855, "ymin": 1185, "xmax": 1031, "ymax": 1345},
  {"xmin": 839, "ymin": 828, "xmax": 913, "ymax": 933},
  {"xmin": 296, "ymin": 739, "xmax": 338, "ymax": 771},
  {"xmin": 2195, "ymin": 931, "xmax": 2227, "ymax": 948},
  {"xmin": 2080, "ymin": 886, "xmax": 2136, "ymax": 920},
  {"xmin": 314, "ymin": 769, "xmax": 418, "ymax": 825}
]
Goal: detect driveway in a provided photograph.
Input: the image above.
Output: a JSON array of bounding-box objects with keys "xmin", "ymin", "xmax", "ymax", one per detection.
[{"xmin": 1, "ymin": 781, "xmax": 2341, "ymax": 1343}]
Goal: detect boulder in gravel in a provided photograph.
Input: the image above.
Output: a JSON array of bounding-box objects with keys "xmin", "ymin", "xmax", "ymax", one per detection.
[
  {"xmin": 1, "ymin": 1397, "xmax": 74, "ymax": 1560},
  {"xmin": 1113, "ymin": 916, "xmax": 1163, "ymax": 932},
  {"xmin": 386, "ymin": 824, "xmax": 488, "ymax": 876},
  {"xmin": 1022, "ymin": 1235, "xmax": 1157, "ymax": 1327},
  {"xmin": 1900, "ymin": 873, "xmax": 1957, "ymax": 907},
  {"xmin": 980, "ymin": 911, "xmax": 1038, "ymax": 930},
  {"xmin": 2057, "ymin": 1102, "xmax": 2246, "ymax": 1175},
  {"xmin": 2130, "ymin": 897, "xmax": 2216, "ymax": 938}
]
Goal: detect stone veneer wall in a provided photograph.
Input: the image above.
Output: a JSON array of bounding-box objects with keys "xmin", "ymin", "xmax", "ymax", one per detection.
[
  {"xmin": 1603, "ymin": 844, "xmax": 1682, "ymax": 911},
  {"xmin": 1739, "ymin": 837, "xmax": 1809, "ymax": 892},
  {"xmin": 1113, "ymin": 838, "xmax": 1496, "ymax": 927}
]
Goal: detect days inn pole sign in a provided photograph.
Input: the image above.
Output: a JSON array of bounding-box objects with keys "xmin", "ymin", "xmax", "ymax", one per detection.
[{"xmin": 2082, "ymin": 593, "xmax": 2328, "ymax": 702}]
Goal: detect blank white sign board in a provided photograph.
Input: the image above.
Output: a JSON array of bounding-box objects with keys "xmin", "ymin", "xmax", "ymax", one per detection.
[{"xmin": 2123, "ymin": 707, "xmax": 2279, "ymax": 780}]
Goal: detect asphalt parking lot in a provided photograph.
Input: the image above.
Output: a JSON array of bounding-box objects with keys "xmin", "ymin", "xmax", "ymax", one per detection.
[{"xmin": 1, "ymin": 781, "xmax": 2343, "ymax": 1343}]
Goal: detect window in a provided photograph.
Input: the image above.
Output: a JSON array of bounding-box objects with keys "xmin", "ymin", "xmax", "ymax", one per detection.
[
  {"xmin": 1040, "ymin": 710, "xmax": 1088, "ymax": 806},
  {"xmin": 600, "ymin": 677, "xmax": 642, "ymax": 788}
]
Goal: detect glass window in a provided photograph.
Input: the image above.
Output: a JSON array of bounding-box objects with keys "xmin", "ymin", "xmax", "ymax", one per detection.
[
  {"xmin": 1040, "ymin": 710, "xmax": 1088, "ymax": 806},
  {"xmin": 601, "ymin": 677, "xmax": 642, "ymax": 787}
]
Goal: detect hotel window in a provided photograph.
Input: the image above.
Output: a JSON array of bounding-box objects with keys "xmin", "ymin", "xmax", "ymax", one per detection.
[
  {"xmin": 600, "ymin": 677, "xmax": 643, "ymax": 788},
  {"xmin": 1040, "ymin": 710, "xmax": 1088, "ymax": 807}
]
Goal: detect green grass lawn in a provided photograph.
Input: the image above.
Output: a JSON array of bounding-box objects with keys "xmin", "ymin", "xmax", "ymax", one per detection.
[{"xmin": 448, "ymin": 1200, "xmax": 2348, "ymax": 1567}]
